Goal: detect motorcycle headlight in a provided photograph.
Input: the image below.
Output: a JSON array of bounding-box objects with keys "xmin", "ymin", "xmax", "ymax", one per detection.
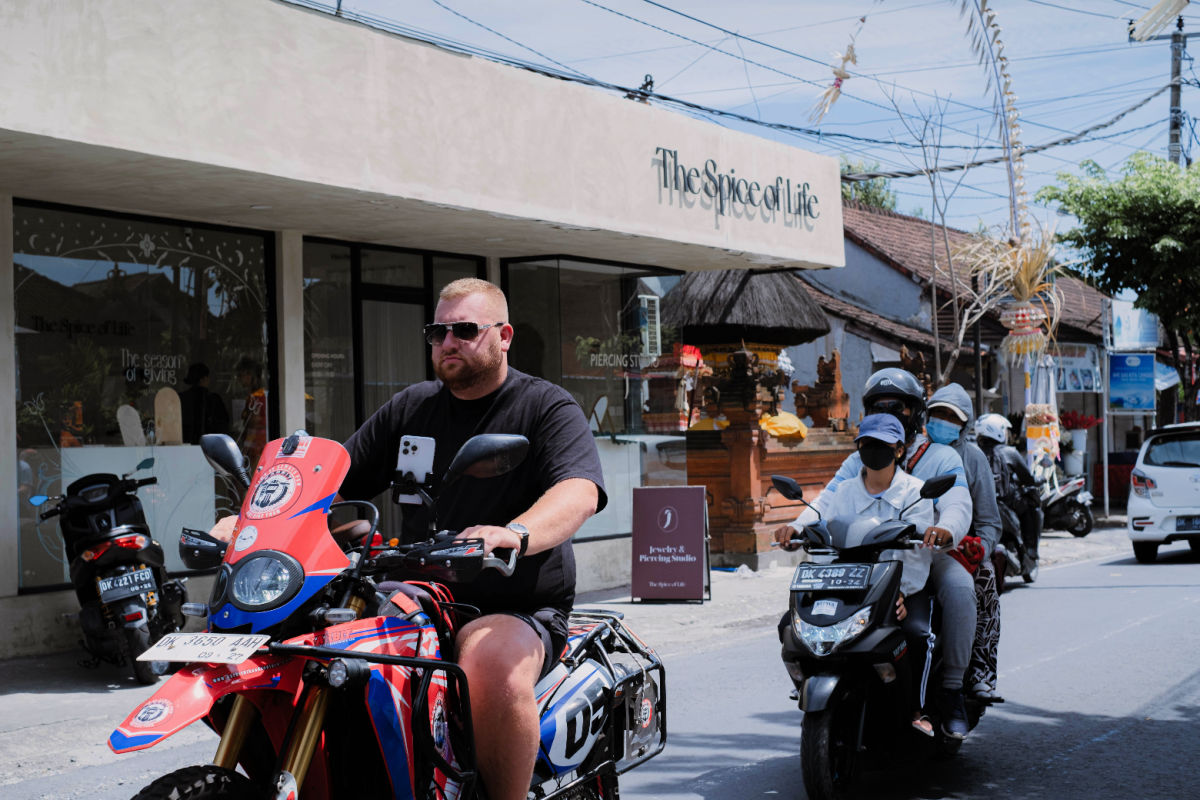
[
  {"xmin": 229, "ymin": 551, "xmax": 303, "ymax": 611},
  {"xmin": 792, "ymin": 606, "xmax": 872, "ymax": 656}
]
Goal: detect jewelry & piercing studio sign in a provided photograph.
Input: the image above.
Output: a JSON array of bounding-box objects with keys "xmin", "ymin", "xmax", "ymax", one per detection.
[{"xmin": 654, "ymin": 146, "xmax": 821, "ymax": 223}]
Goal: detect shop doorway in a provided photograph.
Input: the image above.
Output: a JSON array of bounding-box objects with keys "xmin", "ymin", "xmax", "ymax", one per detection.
[
  {"xmin": 359, "ymin": 295, "xmax": 426, "ymax": 415},
  {"xmin": 302, "ymin": 240, "xmax": 485, "ymax": 442}
]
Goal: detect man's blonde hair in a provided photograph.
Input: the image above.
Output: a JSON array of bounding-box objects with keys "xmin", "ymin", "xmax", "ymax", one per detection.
[{"xmin": 439, "ymin": 278, "xmax": 509, "ymax": 320}]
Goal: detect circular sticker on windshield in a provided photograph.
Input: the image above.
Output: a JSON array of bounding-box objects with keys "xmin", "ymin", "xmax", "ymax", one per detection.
[
  {"xmin": 131, "ymin": 699, "xmax": 174, "ymax": 728},
  {"xmin": 244, "ymin": 464, "xmax": 302, "ymax": 520},
  {"xmin": 233, "ymin": 525, "xmax": 258, "ymax": 552}
]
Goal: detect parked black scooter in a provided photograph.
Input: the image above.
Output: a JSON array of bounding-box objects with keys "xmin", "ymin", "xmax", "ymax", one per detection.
[
  {"xmin": 772, "ymin": 473, "xmax": 989, "ymax": 800},
  {"xmin": 30, "ymin": 458, "xmax": 186, "ymax": 684}
]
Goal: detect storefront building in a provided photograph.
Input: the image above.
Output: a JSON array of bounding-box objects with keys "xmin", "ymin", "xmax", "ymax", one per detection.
[{"xmin": 0, "ymin": 0, "xmax": 843, "ymax": 656}]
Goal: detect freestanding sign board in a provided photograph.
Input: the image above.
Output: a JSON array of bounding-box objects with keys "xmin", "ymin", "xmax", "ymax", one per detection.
[
  {"xmin": 631, "ymin": 486, "xmax": 709, "ymax": 601},
  {"xmin": 1109, "ymin": 353, "xmax": 1156, "ymax": 411}
]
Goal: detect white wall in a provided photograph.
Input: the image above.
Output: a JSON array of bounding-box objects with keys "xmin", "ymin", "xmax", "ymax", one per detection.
[{"xmin": 0, "ymin": 0, "xmax": 844, "ymax": 271}]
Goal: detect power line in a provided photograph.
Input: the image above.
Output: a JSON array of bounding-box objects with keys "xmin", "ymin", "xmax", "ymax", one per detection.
[
  {"xmin": 285, "ymin": 1, "xmax": 1172, "ymax": 177},
  {"xmin": 426, "ymin": 0, "xmax": 591, "ymax": 79},
  {"xmin": 625, "ymin": 0, "xmax": 1098, "ymax": 139},
  {"xmin": 1025, "ymin": 0, "xmax": 1124, "ymax": 20},
  {"xmin": 842, "ymin": 83, "xmax": 1171, "ymax": 181}
]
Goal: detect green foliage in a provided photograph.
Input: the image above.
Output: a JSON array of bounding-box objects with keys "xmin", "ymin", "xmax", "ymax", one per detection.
[
  {"xmin": 1036, "ymin": 152, "xmax": 1200, "ymax": 335},
  {"xmin": 840, "ymin": 157, "xmax": 897, "ymax": 211}
]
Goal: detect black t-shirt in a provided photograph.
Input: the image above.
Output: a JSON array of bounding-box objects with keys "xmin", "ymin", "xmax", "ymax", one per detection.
[{"xmin": 339, "ymin": 368, "xmax": 607, "ymax": 615}]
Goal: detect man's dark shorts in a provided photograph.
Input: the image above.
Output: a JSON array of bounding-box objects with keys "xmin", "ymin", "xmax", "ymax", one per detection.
[
  {"xmin": 503, "ymin": 606, "xmax": 569, "ymax": 680},
  {"xmin": 379, "ymin": 584, "xmax": 568, "ymax": 680}
]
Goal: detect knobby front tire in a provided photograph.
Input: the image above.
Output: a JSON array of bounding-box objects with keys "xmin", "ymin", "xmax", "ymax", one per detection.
[{"xmin": 130, "ymin": 765, "xmax": 257, "ymax": 800}]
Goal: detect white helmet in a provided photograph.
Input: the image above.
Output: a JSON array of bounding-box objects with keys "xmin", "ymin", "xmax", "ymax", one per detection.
[{"xmin": 975, "ymin": 413, "xmax": 1012, "ymax": 444}]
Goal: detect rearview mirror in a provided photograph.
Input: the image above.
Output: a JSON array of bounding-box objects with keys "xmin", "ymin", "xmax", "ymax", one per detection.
[
  {"xmin": 443, "ymin": 434, "xmax": 530, "ymax": 486},
  {"xmin": 136, "ymin": 458, "xmax": 155, "ymax": 471},
  {"xmin": 28, "ymin": 494, "xmax": 48, "ymax": 507},
  {"xmin": 920, "ymin": 474, "xmax": 956, "ymax": 500},
  {"xmin": 770, "ymin": 475, "xmax": 806, "ymax": 501},
  {"xmin": 200, "ymin": 434, "xmax": 251, "ymax": 489}
]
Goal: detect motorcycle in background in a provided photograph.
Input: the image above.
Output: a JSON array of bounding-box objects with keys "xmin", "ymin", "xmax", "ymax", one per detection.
[
  {"xmin": 30, "ymin": 458, "xmax": 187, "ymax": 684},
  {"xmin": 112, "ymin": 432, "xmax": 665, "ymax": 800},
  {"xmin": 1036, "ymin": 458, "xmax": 1094, "ymax": 537},
  {"xmin": 992, "ymin": 496, "xmax": 1037, "ymax": 589},
  {"xmin": 771, "ymin": 473, "xmax": 988, "ymax": 800}
]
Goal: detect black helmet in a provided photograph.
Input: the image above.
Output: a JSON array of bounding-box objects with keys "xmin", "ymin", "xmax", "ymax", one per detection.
[{"xmin": 862, "ymin": 368, "xmax": 927, "ymax": 439}]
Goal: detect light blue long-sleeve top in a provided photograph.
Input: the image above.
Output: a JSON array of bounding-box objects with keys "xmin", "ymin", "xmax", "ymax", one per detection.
[{"xmin": 789, "ymin": 433, "xmax": 973, "ymax": 552}]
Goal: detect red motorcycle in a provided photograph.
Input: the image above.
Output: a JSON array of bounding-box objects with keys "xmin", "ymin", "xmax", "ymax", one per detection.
[{"xmin": 110, "ymin": 432, "xmax": 664, "ymax": 799}]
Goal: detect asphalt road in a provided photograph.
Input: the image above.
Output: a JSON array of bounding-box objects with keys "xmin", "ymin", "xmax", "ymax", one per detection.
[
  {"xmin": 625, "ymin": 532, "xmax": 1200, "ymax": 800},
  {"xmin": 4, "ymin": 524, "xmax": 1197, "ymax": 799}
]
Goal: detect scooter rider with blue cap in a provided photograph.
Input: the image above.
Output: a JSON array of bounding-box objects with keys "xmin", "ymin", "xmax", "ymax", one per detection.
[{"xmin": 774, "ymin": 368, "xmax": 977, "ymax": 739}]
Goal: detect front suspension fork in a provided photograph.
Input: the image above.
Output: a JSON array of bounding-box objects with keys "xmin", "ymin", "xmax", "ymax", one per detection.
[{"xmin": 211, "ymin": 594, "xmax": 365, "ymax": 792}]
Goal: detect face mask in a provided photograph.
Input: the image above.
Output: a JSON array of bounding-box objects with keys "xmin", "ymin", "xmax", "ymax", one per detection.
[
  {"xmin": 859, "ymin": 441, "xmax": 898, "ymax": 471},
  {"xmin": 926, "ymin": 418, "xmax": 962, "ymax": 446}
]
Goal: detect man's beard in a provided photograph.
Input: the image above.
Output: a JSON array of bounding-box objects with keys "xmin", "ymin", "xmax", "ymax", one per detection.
[{"xmin": 434, "ymin": 343, "xmax": 503, "ymax": 393}]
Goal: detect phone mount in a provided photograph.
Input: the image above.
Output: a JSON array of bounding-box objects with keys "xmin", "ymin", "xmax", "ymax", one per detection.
[{"xmin": 391, "ymin": 471, "xmax": 435, "ymax": 509}]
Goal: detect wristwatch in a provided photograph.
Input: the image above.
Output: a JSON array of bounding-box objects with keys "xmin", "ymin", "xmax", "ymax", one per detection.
[{"xmin": 506, "ymin": 522, "xmax": 530, "ymax": 557}]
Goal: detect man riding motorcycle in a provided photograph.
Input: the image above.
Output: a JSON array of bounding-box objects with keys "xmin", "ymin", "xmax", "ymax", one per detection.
[{"xmin": 215, "ymin": 278, "xmax": 607, "ymax": 800}]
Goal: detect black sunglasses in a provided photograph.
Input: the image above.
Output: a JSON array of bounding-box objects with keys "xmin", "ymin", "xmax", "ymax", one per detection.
[{"xmin": 423, "ymin": 321, "xmax": 504, "ymax": 345}]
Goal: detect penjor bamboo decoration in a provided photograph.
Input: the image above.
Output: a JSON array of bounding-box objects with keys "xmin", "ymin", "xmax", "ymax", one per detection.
[{"xmin": 956, "ymin": 1, "xmax": 1063, "ymax": 364}]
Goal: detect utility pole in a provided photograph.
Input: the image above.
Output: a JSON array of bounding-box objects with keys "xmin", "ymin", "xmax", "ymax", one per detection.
[
  {"xmin": 1171, "ymin": 18, "xmax": 1186, "ymax": 165},
  {"xmin": 1133, "ymin": 16, "xmax": 1200, "ymax": 166}
]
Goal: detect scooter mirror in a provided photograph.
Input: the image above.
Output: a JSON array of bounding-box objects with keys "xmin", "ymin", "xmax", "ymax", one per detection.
[
  {"xmin": 770, "ymin": 475, "xmax": 805, "ymax": 501},
  {"xmin": 200, "ymin": 434, "xmax": 252, "ymax": 489},
  {"xmin": 136, "ymin": 458, "xmax": 155, "ymax": 471},
  {"xmin": 442, "ymin": 434, "xmax": 530, "ymax": 486},
  {"xmin": 920, "ymin": 474, "xmax": 956, "ymax": 499},
  {"xmin": 28, "ymin": 494, "xmax": 48, "ymax": 507}
]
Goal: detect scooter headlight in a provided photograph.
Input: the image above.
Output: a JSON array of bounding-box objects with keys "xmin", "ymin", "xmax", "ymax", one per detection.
[
  {"xmin": 229, "ymin": 551, "xmax": 303, "ymax": 611},
  {"xmin": 793, "ymin": 607, "xmax": 872, "ymax": 656}
]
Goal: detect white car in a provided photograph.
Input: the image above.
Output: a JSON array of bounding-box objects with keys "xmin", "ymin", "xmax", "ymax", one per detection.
[{"xmin": 1128, "ymin": 422, "xmax": 1200, "ymax": 563}]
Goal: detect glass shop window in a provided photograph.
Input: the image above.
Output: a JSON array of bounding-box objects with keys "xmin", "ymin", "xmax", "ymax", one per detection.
[
  {"xmin": 506, "ymin": 258, "xmax": 687, "ymax": 540},
  {"xmin": 13, "ymin": 204, "xmax": 270, "ymax": 589}
]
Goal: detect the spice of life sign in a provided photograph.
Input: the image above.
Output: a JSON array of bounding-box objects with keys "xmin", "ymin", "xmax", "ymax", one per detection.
[{"xmin": 631, "ymin": 486, "xmax": 708, "ymax": 601}]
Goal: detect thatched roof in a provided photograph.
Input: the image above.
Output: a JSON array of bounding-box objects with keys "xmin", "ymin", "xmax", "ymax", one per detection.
[{"xmin": 661, "ymin": 270, "xmax": 830, "ymax": 346}]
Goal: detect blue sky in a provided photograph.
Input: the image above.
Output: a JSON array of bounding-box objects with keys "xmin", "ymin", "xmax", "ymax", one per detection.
[{"xmin": 300, "ymin": 0, "xmax": 1200, "ymax": 235}]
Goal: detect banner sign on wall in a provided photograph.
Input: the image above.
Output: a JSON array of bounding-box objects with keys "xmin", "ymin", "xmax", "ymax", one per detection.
[
  {"xmin": 1109, "ymin": 353, "xmax": 1156, "ymax": 411},
  {"xmin": 1053, "ymin": 344, "xmax": 1102, "ymax": 394},
  {"xmin": 632, "ymin": 486, "xmax": 708, "ymax": 601},
  {"xmin": 1110, "ymin": 299, "xmax": 1159, "ymax": 351}
]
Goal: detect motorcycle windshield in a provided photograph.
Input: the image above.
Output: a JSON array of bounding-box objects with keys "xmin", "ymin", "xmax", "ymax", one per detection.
[
  {"xmin": 212, "ymin": 437, "xmax": 352, "ymax": 631},
  {"xmin": 826, "ymin": 516, "xmax": 912, "ymax": 550}
]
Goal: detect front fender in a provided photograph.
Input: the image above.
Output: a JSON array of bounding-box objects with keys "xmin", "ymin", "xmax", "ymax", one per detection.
[
  {"xmin": 800, "ymin": 674, "xmax": 841, "ymax": 713},
  {"xmin": 108, "ymin": 654, "xmax": 305, "ymax": 753}
]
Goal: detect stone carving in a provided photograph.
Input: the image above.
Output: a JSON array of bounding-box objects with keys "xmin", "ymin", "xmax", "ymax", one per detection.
[
  {"xmin": 791, "ymin": 350, "xmax": 850, "ymax": 430},
  {"xmin": 900, "ymin": 345, "xmax": 934, "ymax": 398}
]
